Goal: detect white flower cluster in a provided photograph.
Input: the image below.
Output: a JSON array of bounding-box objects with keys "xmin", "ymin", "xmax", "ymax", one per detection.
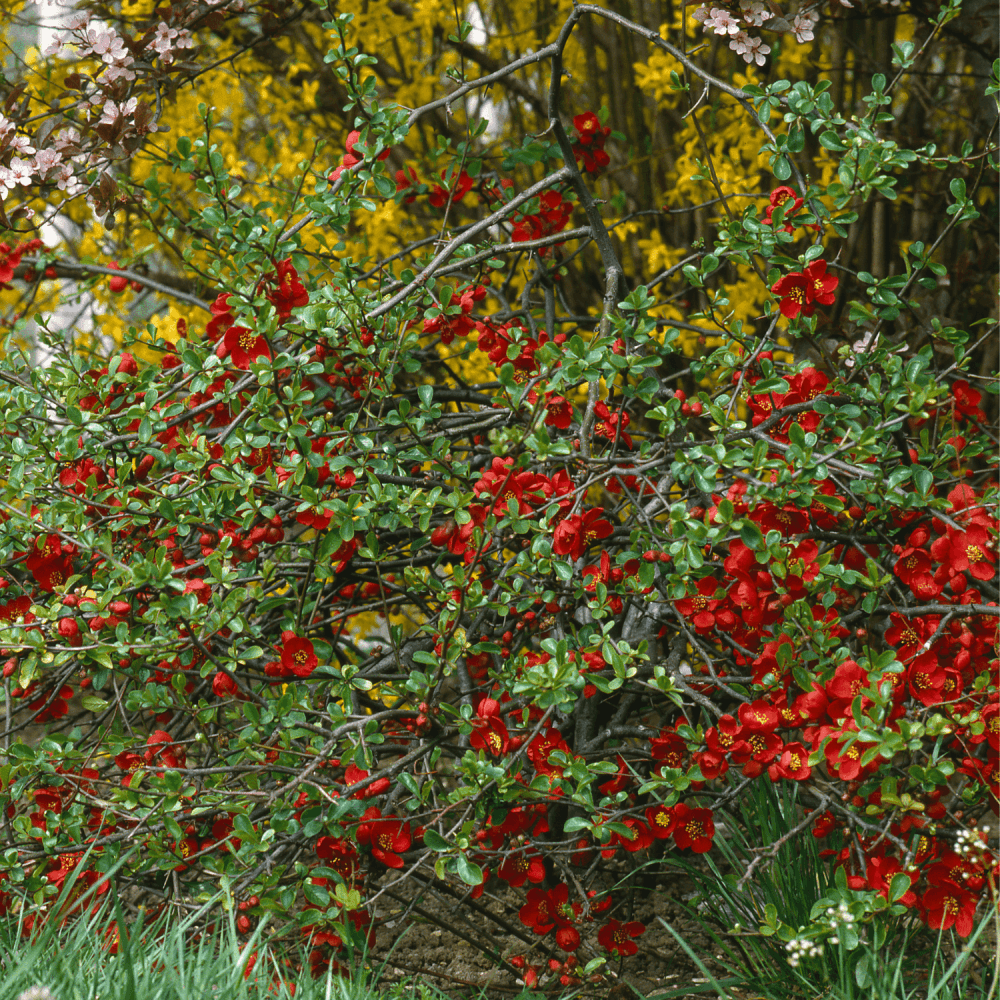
[
  {"xmin": 785, "ymin": 935, "xmax": 823, "ymax": 967},
  {"xmin": 821, "ymin": 900, "xmax": 856, "ymax": 944},
  {"xmin": 955, "ymin": 824, "xmax": 994, "ymax": 866}
]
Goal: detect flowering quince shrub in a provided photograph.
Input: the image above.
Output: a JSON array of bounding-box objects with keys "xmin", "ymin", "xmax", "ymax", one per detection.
[{"xmin": 0, "ymin": 0, "xmax": 997, "ymax": 991}]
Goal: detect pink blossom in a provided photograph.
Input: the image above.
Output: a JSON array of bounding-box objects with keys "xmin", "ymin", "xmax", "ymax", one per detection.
[
  {"xmin": 86, "ymin": 27, "xmax": 128, "ymax": 64},
  {"xmin": 102, "ymin": 63, "xmax": 137, "ymax": 83},
  {"xmin": 792, "ymin": 11, "xmax": 819, "ymax": 42},
  {"xmin": 703, "ymin": 7, "xmax": 741, "ymax": 35},
  {"xmin": 152, "ymin": 22, "xmax": 179, "ymax": 58},
  {"xmin": 98, "ymin": 98, "xmax": 138, "ymax": 126},
  {"xmin": 730, "ymin": 31, "xmax": 770, "ymax": 65},
  {"xmin": 8, "ymin": 157, "xmax": 34, "ymax": 186},
  {"xmin": 739, "ymin": 1, "xmax": 769, "ymax": 27},
  {"xmin": 34, "ymin": 148, "xmax": 62, "ymax": 175}
]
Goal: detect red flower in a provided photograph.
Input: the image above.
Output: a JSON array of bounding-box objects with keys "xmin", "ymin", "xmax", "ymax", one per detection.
[
  {"xmin": 582, "ymin": 550, "xmax": 624, "ymax": 615},
  {"xmin": 802, "ymin": 260, "xmax": 839, "ymax": 305},
  {"xmin": 671, "ymin": 803, "xmax": 715, "ymax": 853},
  {"xmin": 864, "ymin": 855, "xmax": 918, "ymax": 907},
  {"xmin": 935, "ymin": 524, "xmax": 996, "ymax": 582},
  {"xmin": 597, "ymin": 918, "xmax": 645, "ymax": 957},
  {"xmin": 969, "ymin": 702, "xmax": 999, "ymax": 750},
  {"xmin": 650, "ymin": 730, "xmax": 687, "ymax": 770},
  {"xmin": 144, "ymin": 730, "xmax": 186, "ymax": 770},
  {"xmin": 731, "ymin": 729, "xmax": 783, "ymax": 778},
  {"xmin": 922, "ymin": 883, "xmax": 977, "ymax": 937},
  {"xmin": 771, "ymin": 270, "xmax": 811, "ymax": 318},
  {"xmin": 541, "ymin": 393, "xmax": 573, "ymax": 429},
  {"xmin": 593, "ymin": 400, "xmax": 632, "ymax": 448},
  {"xmin": 220, "ymin": 324, "xmax": 271, "ymax": 369},
  {"xmin": 674, "ymin": 577, "xmax": 735, "ymax": 632},
  {"xmin": 771, "ymin": 260, "xmax": 839, "ymax": 318},
  {"xmin": 520, "ymin": 883, "xmax": 582, "ymax": 945},
  {"xmin": 825, "ymin": 659, "xmax": 871, "ymax": 717},
  {"xmin": 763, "ymin": 185, "xmax": 804, "ymax": 230},
  {"xmin": 315, "ymin": 836, "xmax": 360, "ymax": 884},
  {"xmin": 645, "ymin": 803, "xmax": 676, "ymax": 839},
  {"xmin": 738, "ymin": 700, "xmax": 781, "ymax": 734},
  {"xmin": 260, "ymin": 258, "xmax": 308, "ymax": 320},
  {"xmin": 356, "ymin": 807, "xmax": 411, "ymax": 868},
  {"xmin": 25, "ymin": 534, "xmax": 75, "ymax": 591},
  {"xmin": 206, "ymin": 292, "xmax": 235, "ymax": 340},
  {"xmin": 572, "ymin": 112, "xmax": 611, "ymax": 173},
  {"xmin": 278, "ymin": 631, "xmax": 319, "ymax": 678},
  {"xmin": 767, "ymin": 741, "xmax": 812, "ymax": 782},
  {"xmin": 753, "ymin": 502, "xmax": 810, "ymax": 537},
  {"xmin": 907, "ymin": 652, "xmax": 947, "ymax": 707},
  {"xmin": 211, "ymin": 671, "xmax": 241, "ymax": 699},
  {"xmin": 519, "ymin": 886, "xmax": 556, "ymax": 934},
  {"xmin": 343, "ymin": 762, "xmax": 391, "ymax": 798},
  {"xmin": 951, "ymin": 380, "xmax": 986, "ymax": 422},
  {"xmin": 823, "ymin": 732, "xmax": 876, "ymax": 781},
  {"xmin": 497, "ymin": 850, "xmax": 546, "ymax": 888},
  {"xmin": 526, "ymin": 727, "xmax": 573, "ymax": 776},
  {"xmin": 428, "ymin": 169, "xmax": 473, "ymax": 207},
  {"xmin": 611, "ymin": 818, "xmax": 654, "ymax": 854},
  {"xmin": 469, "ymin": 697, "xmax": 510, "ymax": 756},
  {"xmin": 892, "ymin": 545, "xmax": 942, "ymax": 599},
  {"xmin": 552, "ymin": 508, "xmax": 614, "ymax": 561}
]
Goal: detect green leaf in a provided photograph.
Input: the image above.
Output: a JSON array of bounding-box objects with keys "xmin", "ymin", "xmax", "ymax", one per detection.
[
  {"xmin": 455, "ymin": 853, "xmax": 484, "ymax": 886},
  {"xmin": 740, "ymin": 522, "xmax": 764, "ymax": 551},
  {"xmin": 422, "ymin": 828, "xmax": 450, "ymax": 851}
]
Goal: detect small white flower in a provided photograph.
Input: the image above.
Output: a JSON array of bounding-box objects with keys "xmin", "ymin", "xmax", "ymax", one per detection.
[{"xmin": 18, "ymin": 986, "xmax": 55, "ymax": 1000}]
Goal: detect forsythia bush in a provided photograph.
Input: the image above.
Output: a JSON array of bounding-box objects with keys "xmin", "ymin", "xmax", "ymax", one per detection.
[{"xmin": 0, "ymin": 0, "xmax": 996, "ymax": 991}]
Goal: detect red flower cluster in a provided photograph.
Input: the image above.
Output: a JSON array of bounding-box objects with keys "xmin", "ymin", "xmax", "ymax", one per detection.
[
  {"xmin": 207, "ymin": 292, "xmax": 271, "ymax": 369},
  {"xmin": 763, "ymin": 185, "xmax": 804, "ymax": 232},
  {"xmin": 422, "ymin": 282, "xmax": 487, "ymax": 345},
  {"xmin": 258, "ymin": 258, "xmax": 308, "ymax": 320},
  {"xmin": 329, "ymin": 128, "xmax": 391, "ymax": 183},
  {"xmin": 571, "ymin": 111, "xmax": 611, "ymax": 173},
  {"xmin": 771, "ymin": 260, "xmax": 839, "ymax": 318},
  {"xmin": 511, "ymin": 189, "xmax": 574, "ymax": 244},
  {"xmin": 0, "ymin": 237, "xmax": 43, "ymax": 287},
  {"xmin": 428, "ymin": 168, "xmax": 473, "ymax": 208},
  {"xmin": 356, "ymin": 807, "xmax": 412, "ymax": 868}
]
